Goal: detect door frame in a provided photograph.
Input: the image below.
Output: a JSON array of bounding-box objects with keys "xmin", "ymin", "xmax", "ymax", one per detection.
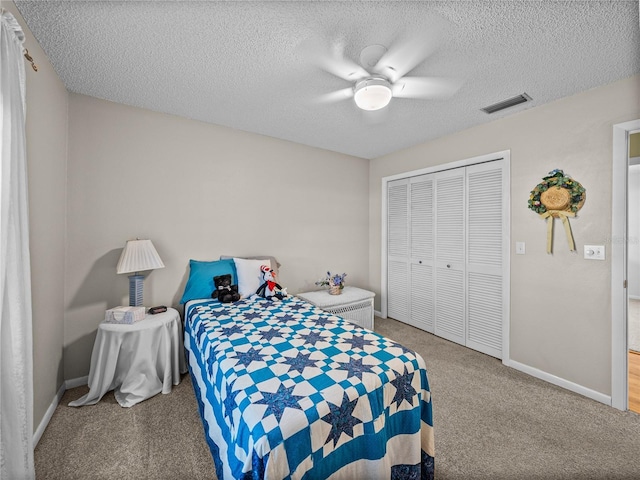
[
  {"xmin": 380, "ymin": 149, "xmax": 511, "ymax": 362},
  {"xmin": 611, "ymin": 119, "xmax": 640, "ymax": 410}
]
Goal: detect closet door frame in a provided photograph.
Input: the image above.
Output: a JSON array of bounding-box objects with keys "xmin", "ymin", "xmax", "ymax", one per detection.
[{"xmin": 381, "ymin": 150, "xmax": 511, "ymax": 365}]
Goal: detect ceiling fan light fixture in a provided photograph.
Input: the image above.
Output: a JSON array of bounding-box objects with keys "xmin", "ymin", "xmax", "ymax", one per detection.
[{"xmin": 353, "ymin": 77, "xmax": 392, "ymax": 111}]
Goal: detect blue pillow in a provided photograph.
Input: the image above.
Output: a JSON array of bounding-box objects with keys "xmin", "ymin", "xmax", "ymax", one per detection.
[{"xmin": 179, "ymin": 259, "xmax": 237, "ymax": 304}]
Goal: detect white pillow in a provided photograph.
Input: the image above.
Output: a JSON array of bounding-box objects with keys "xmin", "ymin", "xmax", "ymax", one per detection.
[
  {"xmin": 220, "ymin": 255, "xmax": 280, "ymax": 278},
  {"xmin": 233, "ymin": 257, "xmax": 272, "ymax": 298}
]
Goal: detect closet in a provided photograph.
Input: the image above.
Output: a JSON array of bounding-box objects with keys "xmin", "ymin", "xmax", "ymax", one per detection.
[{"xmin": 387, "ymin": 158, "xmax": 507, "ymax": 359}]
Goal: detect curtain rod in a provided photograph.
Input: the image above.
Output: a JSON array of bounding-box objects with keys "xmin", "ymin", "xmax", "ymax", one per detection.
[{"xmin": 0, "ymin": 7, "xmax": 38, "ymax": 72}]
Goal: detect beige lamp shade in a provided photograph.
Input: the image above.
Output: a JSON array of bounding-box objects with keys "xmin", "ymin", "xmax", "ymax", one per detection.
[{"xmin": 116, "ymin": 239, "xmax": 165, "ymax": 274}]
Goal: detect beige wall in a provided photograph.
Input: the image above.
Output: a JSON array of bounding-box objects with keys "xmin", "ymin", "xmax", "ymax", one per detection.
[
  {"xmin": 2, "ymin": 1, "xmax": 69, "ymax": 431},
  {"xmin": 369, "ymin": 75, "xmax": 640, "ymax": 396},
  {"xmin": 64, "ymin": 95, "xmax": 370, "ymax": 379}
]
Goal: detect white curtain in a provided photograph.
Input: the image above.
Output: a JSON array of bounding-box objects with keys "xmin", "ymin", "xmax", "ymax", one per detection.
[{"xmin": 0, "ymin": 10, "xmax": 35, "ymax": 480}]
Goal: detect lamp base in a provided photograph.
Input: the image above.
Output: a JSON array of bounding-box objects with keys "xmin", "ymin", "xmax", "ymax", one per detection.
[{"xmin": 128, "ymin": 274, "xmax": 144, "ymax": 307}]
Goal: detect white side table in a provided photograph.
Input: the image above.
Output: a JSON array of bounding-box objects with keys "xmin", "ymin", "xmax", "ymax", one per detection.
[
  {"xmin": 69, "ymin": 307, "xmax": 187, "ymax": 408},
  {"xmin": 297, "ymin": 286, "xmax": 375, "ymax": 330}
]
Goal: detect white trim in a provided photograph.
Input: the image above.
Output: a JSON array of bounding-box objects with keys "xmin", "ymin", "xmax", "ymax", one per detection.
[
  {"xmin": 507, "ymin": 359, "xmax": 612, "ymax": 406},
  {"xmin": 630, "ymin": 295, "xmax": 640, "ymax": 301},
  {"xmin": 380, "ymin": 150, "xmax": 511, "ymax": 359},
  {"xmin": 374, "ymin": 309, "xmax": 383, "ymax": 318},
  {"xmin": 65, "ymin": 375, "xmax": 88, "ymax": 389},
  {"xmin": 611, "ymin": 119, "xmax": 640, "ymax": 410},
  {"xmin": 500, "ymin": 154, "xmax": 511, "ymax": 365},
  {"xmin": 33, "ymin": 383, "xmax": 65, "ymax": 447},
  {"xmin": 381, "ymin": 150, "xmax": 509, "ymax": 183},
  {"xmin": 380, "ymin": 176, "xmax": 389, "ymax": 319},
  {"xmin": 32, "ymin": 375, "xmax": 89, "ymax": 446}
]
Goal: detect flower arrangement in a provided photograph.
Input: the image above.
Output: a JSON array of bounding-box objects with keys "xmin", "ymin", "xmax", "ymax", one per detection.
[{"xmin": 316, "ymin": 272, "xmax": 347, "ymax": 294}]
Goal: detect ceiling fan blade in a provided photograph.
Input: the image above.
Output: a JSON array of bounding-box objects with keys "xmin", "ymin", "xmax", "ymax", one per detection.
[
  {"xmin": 321, "ymin": 56, "xmax": 369, "ymax": 82},
  {"xmin": 372, "ymin": 18, "xmax": 448, "ymax": 82},
  {"xmin": 315, "ymin": 87, "xmax": 354, "ymax": 104},
  {"xmin": 392, "ymin": 77, "xmax": 463, "ymax": 99},
  {"xmin": 299, "ymin": 36, "xmax": 369, "ymax": 82}
]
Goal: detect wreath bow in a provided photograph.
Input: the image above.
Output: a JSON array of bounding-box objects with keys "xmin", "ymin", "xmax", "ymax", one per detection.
[{"xmin": 540, "ymin": 210, "xmax": 576, "ymax": 253}]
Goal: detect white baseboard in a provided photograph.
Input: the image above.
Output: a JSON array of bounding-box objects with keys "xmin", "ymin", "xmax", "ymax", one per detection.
[
  {"xmin": 33, "ymin": 376, "xmax": 88, "ymax": 447},
  {"xmin": 374, "ymin": 310, "xmax": 383, "ymax": 318},
  {"xmin": 65, "ymin": 376, "xmax": 88, "ymax": 389},
  {"xmin": 33, "ymin": 383, "xmax": 65, "ymax": 447},
  {"xmin": 506, "ymin": 359, "xmax": 612, "ymax": 406},
  {"xmin": 630, "ymin": 295, "xmax": 640, "ymax": 301}
]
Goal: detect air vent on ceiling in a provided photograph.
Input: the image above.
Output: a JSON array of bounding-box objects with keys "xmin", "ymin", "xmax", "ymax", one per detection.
[{"xmin": 481, "ymin": 93, "xmax": 532, "ymax": 114}]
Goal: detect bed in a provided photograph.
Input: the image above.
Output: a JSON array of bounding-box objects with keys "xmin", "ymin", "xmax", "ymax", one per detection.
[{"xmin": 184, "ymin": 293, "xmax": 435, "ymax": 480}]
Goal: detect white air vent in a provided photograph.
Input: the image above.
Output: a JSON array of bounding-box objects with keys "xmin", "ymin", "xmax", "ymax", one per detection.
[{"xmin": 481, "ymin": 93, "xmax": 532, "ymax": 114}]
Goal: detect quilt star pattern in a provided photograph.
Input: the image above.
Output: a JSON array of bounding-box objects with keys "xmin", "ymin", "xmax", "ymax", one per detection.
[{"xmin": 185, "ymin": 295, "xmax": 434, "ymax": 480}]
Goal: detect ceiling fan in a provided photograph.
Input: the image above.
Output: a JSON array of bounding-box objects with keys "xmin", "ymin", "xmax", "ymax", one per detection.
[{"xmin": 303, "ymin": 29, "xmax": 462, "ymax": 112}]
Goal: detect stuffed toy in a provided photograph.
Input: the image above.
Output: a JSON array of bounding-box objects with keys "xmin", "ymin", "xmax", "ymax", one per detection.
[
  {"xmin": 256, "ymin": 265, "xmax": 287, "ymax": 301},
  {"xmin": 211, "ymin": 274, "xmax": 240, "ymax": 303}
]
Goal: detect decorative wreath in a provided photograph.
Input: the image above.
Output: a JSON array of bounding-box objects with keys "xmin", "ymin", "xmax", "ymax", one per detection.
[
  {"xmin": 528, "ymin": 169, "xmax": 586, "ymax": 215},
  {"xmin": 528, "ymin": 169, "xmax": 586, "ymax": 253}
]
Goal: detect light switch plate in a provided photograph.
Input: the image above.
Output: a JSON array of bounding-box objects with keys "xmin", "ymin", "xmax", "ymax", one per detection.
[
  {"xmin": 584, "ymin": 245, "xmax": 605, "ymax": 260},
  {"xmin": 516, "ymin": 242, "xmax": 525, "ymax": 255}
]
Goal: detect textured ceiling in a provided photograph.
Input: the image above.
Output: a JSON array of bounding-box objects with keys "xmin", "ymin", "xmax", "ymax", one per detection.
[{"xmin": 15, "ymin": 1, "xmax": 640, "ymax": 159}]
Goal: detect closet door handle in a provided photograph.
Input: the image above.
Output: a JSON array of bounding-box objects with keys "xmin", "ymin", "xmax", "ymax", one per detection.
[
  {"xmin": 447, "ymin": 264, "xmax": 451, "ymax": 268},
  {"xmin": 418, "ymin": 260, "xmax": 422, "ymax": 264}
]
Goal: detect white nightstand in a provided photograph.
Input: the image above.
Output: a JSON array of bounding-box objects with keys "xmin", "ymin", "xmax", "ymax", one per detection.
[
  {"xmin": 69, "ymin": 307, "xmax": 187, "ymax": 408},
  {"xmin": 297, "ymin": 286, "xmax": 375, "ymax": 330}
]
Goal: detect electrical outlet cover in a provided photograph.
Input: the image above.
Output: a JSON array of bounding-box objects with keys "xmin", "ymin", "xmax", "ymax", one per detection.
[{"xmin": 583, "ymin": 245, "xmax": 605, "ymax": 260}]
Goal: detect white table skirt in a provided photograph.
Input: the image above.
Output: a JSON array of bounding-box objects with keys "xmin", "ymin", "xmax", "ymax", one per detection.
[{"xmin": 69, "ymin": 308, "xmax": 187, "ymax": 408}]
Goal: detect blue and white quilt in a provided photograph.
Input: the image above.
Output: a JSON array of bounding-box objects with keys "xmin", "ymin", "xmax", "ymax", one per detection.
[{"xmin": 185, "ymin": 295, "xmax": 434, "ymax": 480}]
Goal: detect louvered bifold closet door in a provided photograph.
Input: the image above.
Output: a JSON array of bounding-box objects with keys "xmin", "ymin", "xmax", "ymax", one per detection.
[
  {"xmin": 410, "ymin": 175, "xmax": 435, "ymax": 332},
  {"xmin": 387, "ymin": 179, "xmax": 410, "ymax": 322},
  {"xmin": 466, "ymin": 161, "xmax": 505, "ymax": 359},
  {"xmin": 434, "ymin": 168, "xmax": 466, "ymax": 345}
]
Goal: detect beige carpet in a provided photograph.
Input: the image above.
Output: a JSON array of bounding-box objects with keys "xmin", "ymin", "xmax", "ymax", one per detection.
[
  {"xmin": 36, "ymin": 373, "xmax": 214, "ymax": 480},
  {"xmin": 36, "ymin": 317, "xmax": 640, "ymax": 479}
]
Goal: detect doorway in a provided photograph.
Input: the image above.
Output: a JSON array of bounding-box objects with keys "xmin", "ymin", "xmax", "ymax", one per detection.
[
  {"xmin": 611, "ymin": 120, "xmax": 640, "ymax": 411},
  {"xmin": 627, "ymin": 133, "xmax": 640, "ymax": 414}
]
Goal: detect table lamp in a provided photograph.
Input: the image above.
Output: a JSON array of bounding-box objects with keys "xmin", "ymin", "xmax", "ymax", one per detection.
[{"xmin": 116, "ymin": 239, "xmax": 165, "ymax": 307}]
